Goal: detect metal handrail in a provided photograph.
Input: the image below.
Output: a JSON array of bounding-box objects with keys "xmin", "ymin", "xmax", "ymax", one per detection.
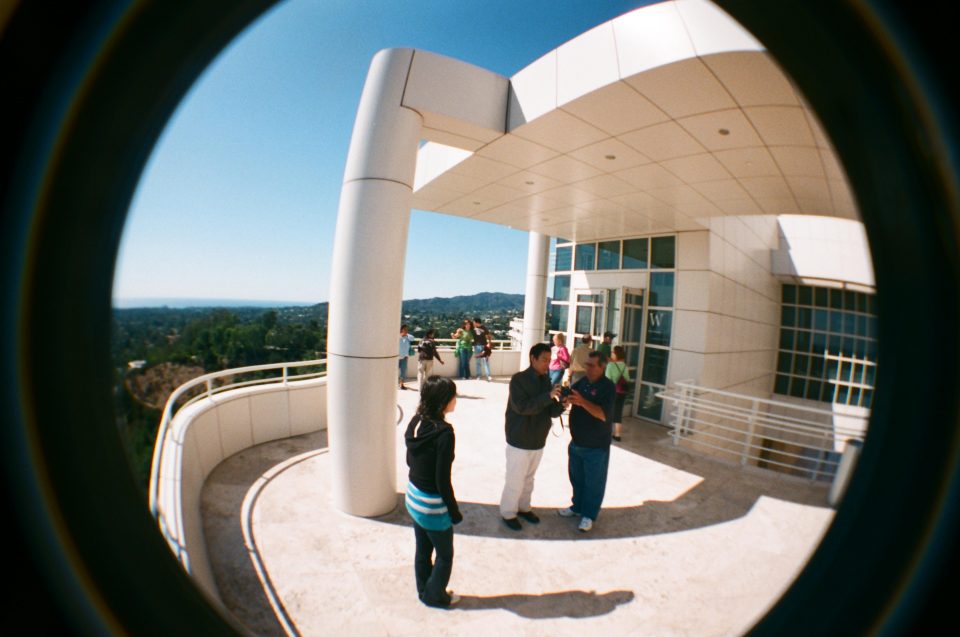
[
  {"xmin": 658, "ymin": 381, "xmax": 868, "ymax": 480},
  {"xmin": 422, "ymin": 337, "xmax": 514, "ymax": 351},
  {"xmin": 148, "ymin": 358, "xmax": 327, "ymax": 518}
]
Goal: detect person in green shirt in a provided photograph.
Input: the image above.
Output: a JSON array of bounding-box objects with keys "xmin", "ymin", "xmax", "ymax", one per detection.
[
  {"xmin": 598, "ymin": 331, "xmax": 615, "ymax": 360},
  {"xmin": 605, "ymin": 345, "xmax": 630, "ymax": 441},
  {"xmin": 451, "ymin": 319, "xmax": 474, "ymax": 379}
]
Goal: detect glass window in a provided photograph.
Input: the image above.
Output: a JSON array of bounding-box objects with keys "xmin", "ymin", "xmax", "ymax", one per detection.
[
  {"xmin": 777, "ymin": 352, "xmax": 792, "ymax": 373},
  {"xmin": 790, "ymin": 377, "xmax": 806, "ymax": 398},
  {"xmin": 841, "ymin": 361, "xmax": 853, "ymax": 382},
  {"xmin": 806, "ymin": 380, "xmax": 822, "ymax": 401},
  {"xmin": 864, "ymin": 365, "xmax": 876, "ymax": 385},
  {"xmin": 814, "ymin": 310, "xmax": 827, "ymax": 331},
  {"xmin": 814, "ymin": 287, "xmax": 828, "ymax": 307},
  {"xmin": 575, "ymin": 243, "xmax": 596, "ymax": 270},
  {"xmin": 810, "ymin": 355, "xmax": 825, "ymax": 378},
  {"xmin": 828, "ymin": 333, "xmax": 842, "ymax": 353},
  {"xmin": 856, "ymin": 314, "xmax": 867, "ymax": 335},
  {"xmin": 797, "ymin": 307, "xmax": 812, "ymax": 329},
  {"xmin": 856, "ymin": 293, "xmax": 867, "ymax": 313},
  {"xmin": 597, "ymin": 240, "xmax": 621, "ymax": 270},
  {"xmin": 798, "ymin": 286, "xmax": 813, "ymax": 305},
  {"xmin": 780, "ymin": 329, "xmax": 795, "ymax": 350},
  {"xmin": 796, "ymin": 330, "xmax": 811, "ymax": 352},
  {"xmin": 837, "ymin": 385, "xmax": 849, "ymax": 404},
  {"xmin": 577, "ymin": 293, "xmax": 603, "ymax": 303},
  {"xmin": 622, "ymin": 238, "xmax": 648, "ymax": 269},
  {"xmin": 781, "ymin": 306, "xmax": 796, "ymax": 327},
  {"xmin": 843, "ymin": 313, "xmax": 856, "ymax": 334},
  {"xmin": 641, "ymin": 347, "xmax": 669, "ymax": 385},
  {"xmin": 843, "ymin": 290, "xmax": 856, "ymax": 310},
  {"xmin": 830, "ymin": 289, "xmax": 843, "ymax": 308},
  {"xmin": 646, "ymin": 310, "xmax": 673, "ymax": 346},
  {"xmin": 812, "ymin": 331, "xmax": 827, "ymax": 353},
  {"xmin": 576, "ymin": 305, "xmax": 593, "ymax": 334},
  {"xmin": 650, "ymin": 236, "xmax": 676, "ymax": 269},
  {"xmin": 549, "ymin": 304, "xmax": 568, "ymax": 332},
  {"xmin": 553, "ymin": 275, "xmax": 570, "ymax": 301},
  {"xmin": 868, "ymin": 295, "xmax": 878, "ymax": 315},
  {"xmin": 637, "ymin": 383, "xmax": 663, "ymax": 421},
  {"xmin": 829, "ymin": 311, "xmax": 842, "ymax": 333},
  {"xmin": 555, "ymin": 246, "xmax": 572, "ymax": 271},
  {"xmin": 862, "ymin": 389, "xmax": 874, "ymax": 409},
  {"xmin": 627, "ymin": 346, "xmax": 639, "ymax": 368},
  {"xmin": 782, "ymin": 285, "xmax": 797, "ymax": 304},
  {"xmin": 793, "ymin": 353, "xmax": 809, "ymax": 375},
  {"xmin": 649, "ymin": 272, "xmax": 674, "ymax": 307},
  {"xmin": 556, "ymin": 238, "xmax": 572, "ymax": 245},
  {"xmin": 775, "ymin": 374, "xmax": 790, "ymax": 394}
]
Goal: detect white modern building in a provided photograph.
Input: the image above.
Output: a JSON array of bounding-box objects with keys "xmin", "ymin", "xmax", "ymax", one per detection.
[{"xmin": 325, "ymin": 0, "xmax": 874, "ymax": 517}]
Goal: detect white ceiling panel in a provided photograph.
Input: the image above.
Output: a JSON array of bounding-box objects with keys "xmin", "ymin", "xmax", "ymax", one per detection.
[
  {"xmin": 620, "ymin": 121, "xmax": 707, "ymax": 161},
  {"xmin": 786, "ymin": 176, "xmax": 831, "ymax": 202},
  {"xmin": 448, "ymin": 154, "xmax": 518, "ymax": 182},
  {"xmin": 573, "ymin": 174, "xmax": 638, "ymax": 198},
  {"xmin": 691, "ymin": 179, "xmax": 752, "ymax": 201},
  {"xmin": 770, "ymin": 146, "xmax": 825, "ymax": 178},
  {"xmin": 527, "ymin": 154, "xmax": 604, "ymax": 183},
  {"xmin": 714, "ymin": 199, "xmax": 763, "ymax": 215},
  {"xmin": 609, "ymin": 190, "xmax": 668, "ymax": 211},
  {"xmin": 662, "ymin": 153, "xmax": 732, "ymax": 183},
  {"xmin": 739, "ymin": 176, "xmax": 794, "ymax": 200},
  {"xmin": 701, "ymin": 52, "xmax": 800, "ymax": 107},
  {"xmin": 567, "ymin": 137, "xmax": 651, "ymax": 172},
  {"xmin": 475, "ymin": 134, "xmax": 559, "ymax": 169},
  {"xmin": 496, "ymin": 170, "xmax": 565, "ymax": 194},
  {"xmin": 624, "ymin": 58, "xmax": 737, "ymax": 119},
  {"xmin": 745, "ymin": 106, "xmax": 815, "ymax": 147},
  {"xmin": 756, "ymin": 197, "xmax": 800, "ymax": 214},
  {"xmin": 538, "ymin": 184, "xmax": 602, "ymax": 205},
  {"xmin": 560, "ymin": 81, "xmax": 669, "ymax": 136},
  {"xmin": 678, "ymin": 109, "xmax": 764, "ymax": 151},
  {"xmin": 713, "ymin": 147, "xmax": 781, "ymax": 178},
  {"xmin": 615, "ymin": 162, "xmax": 685, "ymax": 190},
  {"xmin": 511, "ymin": 109, "xmax": 609, "ymax": 153}
]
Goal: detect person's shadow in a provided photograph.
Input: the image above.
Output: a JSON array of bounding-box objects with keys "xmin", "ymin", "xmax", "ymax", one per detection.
[{"xmin": 457, "ymin": 589, "xmax": 635, "ymax": 618}]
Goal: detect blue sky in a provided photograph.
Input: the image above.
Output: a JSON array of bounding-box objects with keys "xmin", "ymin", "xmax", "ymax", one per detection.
[{"xmin": 113, "ymin": 0, "xmax": 648, "ymax": 306}]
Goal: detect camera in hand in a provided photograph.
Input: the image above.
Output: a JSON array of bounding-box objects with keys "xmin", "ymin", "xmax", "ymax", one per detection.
[{"xmin": 560, "ymin": 385, "xmax": 572, "ymax": 398}]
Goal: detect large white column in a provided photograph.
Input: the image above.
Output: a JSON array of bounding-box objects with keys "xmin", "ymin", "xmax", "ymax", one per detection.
[
  {"xmin": 520, "ymin": 232, "xmax": 550, "ymax": 366},
  {"xmin": 327, "ymin": 49, "xmax": 422, "ymax": 516}
]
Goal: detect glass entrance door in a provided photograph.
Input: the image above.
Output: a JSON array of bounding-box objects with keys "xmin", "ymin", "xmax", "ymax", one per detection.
[{"xmin": 618, "ymin": 287, "xmax": 645, "ymax": 412}]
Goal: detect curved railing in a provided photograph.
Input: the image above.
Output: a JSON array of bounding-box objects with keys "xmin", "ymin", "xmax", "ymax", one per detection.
[{"xmin": 148, "ymin": 358, "xmax": 327, "ymax": 518}]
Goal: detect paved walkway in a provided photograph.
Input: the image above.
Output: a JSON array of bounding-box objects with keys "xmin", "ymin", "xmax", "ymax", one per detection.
[{"xmin": 202, "ymin": 378, "xmax": 834, "ymax": 637}]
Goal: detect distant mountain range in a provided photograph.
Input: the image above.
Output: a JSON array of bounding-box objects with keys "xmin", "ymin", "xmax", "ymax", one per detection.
[
  {"xmin": 114, "ymin": 292, "xmax": 526, "ymax": 315},
  {"xmin": 400, "ymin": 292, "xmax": 524, "ymax": 313}
]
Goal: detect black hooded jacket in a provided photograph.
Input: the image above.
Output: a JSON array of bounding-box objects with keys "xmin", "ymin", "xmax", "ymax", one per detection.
[{"xmin": 405, "ymin": 415, "xmax": 461, "ymax": 523}]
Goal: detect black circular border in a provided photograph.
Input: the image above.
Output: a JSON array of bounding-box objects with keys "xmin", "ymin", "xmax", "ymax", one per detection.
[{"xmin": 1, "ymin": 1, "xmax": 957, "ymax": 634}]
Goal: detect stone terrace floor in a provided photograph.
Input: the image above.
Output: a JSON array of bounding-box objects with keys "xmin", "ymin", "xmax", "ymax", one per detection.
[{"xmin": 202, "ymin": 377, "xmax": 835, "ymax": 637}]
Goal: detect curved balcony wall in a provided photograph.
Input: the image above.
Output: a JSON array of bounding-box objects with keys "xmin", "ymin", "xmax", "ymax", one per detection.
[{"xmin": 150, "ymin": 349, "xmax": 520, "ymax": 603}]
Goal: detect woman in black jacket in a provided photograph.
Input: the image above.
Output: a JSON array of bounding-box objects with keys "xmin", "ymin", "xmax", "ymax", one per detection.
[{"xmin": 404, "ymin": 376, "xmax": 462, "ymax": 608}]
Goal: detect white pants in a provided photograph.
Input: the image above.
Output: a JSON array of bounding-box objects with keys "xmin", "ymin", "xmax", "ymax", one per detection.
[
  {"xmin": 417, "ymin": 359, "xmax": 433, "ymax": 389},
  {"xmin": 499, "ymin": 444, "xmax": 544, "ymax": 518}
]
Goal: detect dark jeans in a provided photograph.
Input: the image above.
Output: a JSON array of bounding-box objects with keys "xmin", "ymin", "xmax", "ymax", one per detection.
[
  {"xmin": 568, "ymin": 442, "xmax": 610, "ymax": 521},
  {"xmin": 413, "ymin": 521, "xmax": 454, "ymax": 606},
  {"xmin": 457, "ymin": 349, "xmax": 472, "ymax": 378}
]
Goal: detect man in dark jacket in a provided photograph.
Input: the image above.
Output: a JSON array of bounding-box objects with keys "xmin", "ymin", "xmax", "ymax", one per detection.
[{"xmin": 499, "ymin": 342, "xmax": 564, "ymax": 530}]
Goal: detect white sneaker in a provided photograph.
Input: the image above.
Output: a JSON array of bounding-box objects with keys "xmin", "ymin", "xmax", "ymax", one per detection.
[
  {"xmin": 578, "ymin": 517, "xmax": 593, "ymax": 532},
  {"xmin": 557, "ymin": 507, "xmax": 576, "ymax": 518},
  {"xmin": 447, "ymin": 591, "xmax": 461, "ymax": 606}
]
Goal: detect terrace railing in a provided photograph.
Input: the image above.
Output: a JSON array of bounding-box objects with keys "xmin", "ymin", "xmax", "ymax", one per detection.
[{"xmin": 658, "ymin": 381, "xmax": 868, "ymax": 483}]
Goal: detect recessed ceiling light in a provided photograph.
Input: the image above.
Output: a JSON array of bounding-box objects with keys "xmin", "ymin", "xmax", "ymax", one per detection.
[
  {"xmin": 718, "ymin": 128, "xmax": 730, "ymax": 136},
  {"xmin": 525, "ymin": 180, "xmax": 534, "ymax": 185},
  {"xmin": 605, "ymin": 154, "xmax": 616, "ymax": 160},
  {"xmin": 472, "ymin": 201, "xmax": 481, "ymax": 205}
]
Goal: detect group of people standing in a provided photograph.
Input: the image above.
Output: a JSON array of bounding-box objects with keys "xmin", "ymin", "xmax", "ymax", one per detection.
[
  {"xmin": 402, "ymin": 337, "xmax": 631, "ymax": 608},
  {"xmin": 451, "ymin": 318, "xmax": 493, "ymax": 381}
]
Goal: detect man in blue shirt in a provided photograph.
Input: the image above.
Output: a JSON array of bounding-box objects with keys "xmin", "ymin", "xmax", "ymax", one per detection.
[
  {"xmin": 558, "ymin": 351, "xmax": 615, "ymax": 532},
  {"xmin": 399, "ymin": 324, "xmax": 414, "ymax": 390}
]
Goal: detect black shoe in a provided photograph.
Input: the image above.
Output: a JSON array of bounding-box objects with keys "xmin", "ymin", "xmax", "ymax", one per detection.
[
  {"xmin": 502, "ymin": 517, "xmax": 522, "ymax": 531},
  {"xmin": 612, "ymin": 435, "xmax": 621, "ymax": 442},
  {"xmin": 517, "ymin": 510, "xmax": 540, "ymax": 524}
]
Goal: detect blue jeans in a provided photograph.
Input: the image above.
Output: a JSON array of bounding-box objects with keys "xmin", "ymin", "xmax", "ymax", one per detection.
[
  {"xmin": 413, "ymin": 522, "xmax": 454, "ymax": 606},
  {"xmin": 398, "ymin": 357, "xmax": 408, "ymax": 383},
  {"xmin": 567, "ymin": 442, "xmax": 610, "ymax": 521},
  {"xmin": 474, "ymin": 345, "xmax": 490, "ymax": 377},
  {"xmin": 457, "ymin": 348, "xmax": 472, "ymax": 378},
  {"xmin": 549, "ymin": 368, "xmax": 564, "ymax": 385}
]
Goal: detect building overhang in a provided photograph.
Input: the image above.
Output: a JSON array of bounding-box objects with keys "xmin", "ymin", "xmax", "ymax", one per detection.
[{"xmin": 411, "ymin": 0, "xmax": 858, "ymax": 242}]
